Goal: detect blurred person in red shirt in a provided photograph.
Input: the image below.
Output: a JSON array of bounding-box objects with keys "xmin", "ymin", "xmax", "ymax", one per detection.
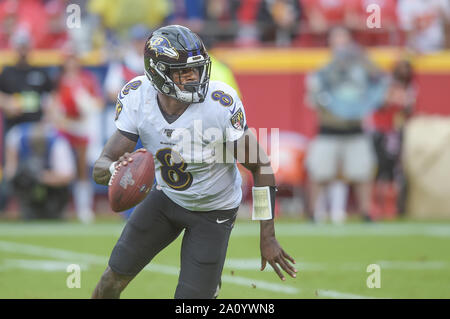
[
  {"xmin": 0, "ymin": 0, "xmax": 18, "ymax": 48},
  {"xmin": 300, "ymin": 0, "xmax": 399, "ymax": 47},
  {"xmin": 0, "ymin": 0, "xmax": 49, "ymax": 49},
  {"xmin": 40, "ymin": 0, "xmax": 68, "ymax": 49},
  {"xmin": 346, "ymin": 0, "xmax": 399, "ymax": 46},
  {"xmin": 49, "ymin": 46, "xmax": 104, "ymax": 223},
  {"xmin": 301, "ymin": 0, "xmax": 348, "ymax": 46},
  {"xmin": 234, "ymin": 0, "xmax": 261, "ymax": 46},
  {"xmin": 366, "ymin": 59, "xmax": 415, "ymax": 219}
]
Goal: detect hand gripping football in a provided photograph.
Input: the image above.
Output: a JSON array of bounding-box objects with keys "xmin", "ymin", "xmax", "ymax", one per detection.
[{"xmin": 108, "ymin": 150, "xmax": 155, "ymax": 212}]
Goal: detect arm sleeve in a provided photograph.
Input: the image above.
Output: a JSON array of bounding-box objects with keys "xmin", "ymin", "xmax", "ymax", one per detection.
[{"xmin": 118, "ymin": 129, "xmax": 139, "ymax": 142}]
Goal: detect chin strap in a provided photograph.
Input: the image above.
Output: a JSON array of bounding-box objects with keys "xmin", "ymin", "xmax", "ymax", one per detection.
[{"xmin": 252, "ymin": 186, "xmax": 277, "ymax": 220}]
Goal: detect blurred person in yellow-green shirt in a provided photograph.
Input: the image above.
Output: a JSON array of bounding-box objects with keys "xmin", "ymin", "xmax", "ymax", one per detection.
[
  {"xmin": 88, "ymin": 0, "xmax": 171, "ymax": 32},
  {"xmin": 209, "ymin": 53, "xmax": 241, "ymax": 98}
]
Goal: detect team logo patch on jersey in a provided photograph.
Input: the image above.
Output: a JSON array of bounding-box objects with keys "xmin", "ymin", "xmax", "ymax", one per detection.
[
  {"xmin": 164, "ymin": 129, "xmax": 175, "ymax": 138},
  {"xmin": 148, "ymin": 36, "xmax": 179, "ymax": 59},
  {"xmin": 115, "ymin": 100, "xmax": 123, "ymax": 121},
  {"xmin": 230, "ymin": 108, "xmax": 245, "ymax": 130}
]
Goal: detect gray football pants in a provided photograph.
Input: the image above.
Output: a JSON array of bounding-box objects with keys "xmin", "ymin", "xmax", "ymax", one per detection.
[{"xmin": 108, "ymin": 186, "xmax": 238, "ymax": 299}]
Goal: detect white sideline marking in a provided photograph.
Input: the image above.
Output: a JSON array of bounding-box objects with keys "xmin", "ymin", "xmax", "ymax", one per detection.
[
  {"xmin": 0, "ymin": 259, "xmax": 89, "ymax": 272},
  {"xmin": 0, "ymin": 241, "xmax": 392, "ymax": 298},
  {"xmin": 1, "ymin": 222, "xmax": 450, "ymax": 237},
  {"xmin": 0, "ymin": 223, "xmax": 125, "ymax": 237},
  {"xmin": 0, "ymin": 240, "xmax": 299, "ymax": 295},
  {"xmin": 0, "ymin": 240, "xmax": 107, "ymax": 264}
]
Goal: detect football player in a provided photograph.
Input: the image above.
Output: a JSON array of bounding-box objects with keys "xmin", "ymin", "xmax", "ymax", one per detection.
[{"xmin": 91, "ymin": 25, "xmax": 297, "ymax": 299}]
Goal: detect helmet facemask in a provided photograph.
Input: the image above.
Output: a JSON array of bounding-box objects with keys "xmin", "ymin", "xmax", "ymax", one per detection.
[{"xmin": 146, "ymin": 55, "xmax": 211, "ymax": 103}]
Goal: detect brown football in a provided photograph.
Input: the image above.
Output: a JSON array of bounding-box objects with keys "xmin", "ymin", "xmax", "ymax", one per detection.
[{"xmin": 108, "ymin": 150, "xmax": 155, "ymax": 212}]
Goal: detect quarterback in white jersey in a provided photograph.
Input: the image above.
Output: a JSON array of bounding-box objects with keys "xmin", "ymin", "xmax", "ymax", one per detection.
[
  {"xmin": 115, "ymin": 76, "xmax": 245, "ymax": 211},
  {"xmin": 92, "ymin": 25, "xmax": 297, "ymax": 299}
]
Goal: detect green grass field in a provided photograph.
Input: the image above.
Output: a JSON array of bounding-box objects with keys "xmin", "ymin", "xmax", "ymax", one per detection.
[{"xmin": 0, "ymin": 218, "xmax": 449, "ymax": 299}]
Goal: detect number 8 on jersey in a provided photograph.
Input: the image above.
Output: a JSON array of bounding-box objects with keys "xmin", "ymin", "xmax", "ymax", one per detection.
[{"xmin": 155, "ymin": 148, "xmax": 193, "ymax": 191}]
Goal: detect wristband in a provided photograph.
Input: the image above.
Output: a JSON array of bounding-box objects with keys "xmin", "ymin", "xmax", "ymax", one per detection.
[{"xmin": 252, "ymin": 186, "xmax": 277, "ymax": 220}]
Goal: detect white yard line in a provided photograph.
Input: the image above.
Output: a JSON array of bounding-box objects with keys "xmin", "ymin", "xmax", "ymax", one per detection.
[
  {"xmin": 0, "ymin": 259, "xmax": 90, "ymax": 272},
  {"xmin": 0, "ymin": 240, "xmax": 299, "ymax": 295},
  {"xmin": 3, "ymin": 240, "xmax": 444, "ymax": 298},
  {"xmin": 0, "ymin": 223, "xmax": 125, "ymax": 237},
  {"xmin": 0, "ymin": 255, "xmax": 375, "ymax": 298},
  {"xmin": 0, "ymin": 240, "xmax": 107, "ymax": 264}
]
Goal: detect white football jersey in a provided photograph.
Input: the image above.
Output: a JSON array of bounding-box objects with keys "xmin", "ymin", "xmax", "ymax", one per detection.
[{"xmin": 114, "ymin": 76, "xmax": 247, "ymax": 211}]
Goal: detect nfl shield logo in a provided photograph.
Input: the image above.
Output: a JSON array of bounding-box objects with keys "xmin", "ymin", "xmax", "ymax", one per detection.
[{"xmin": 164, "ymin": 129, "xmax": 175, "ymax": 138}]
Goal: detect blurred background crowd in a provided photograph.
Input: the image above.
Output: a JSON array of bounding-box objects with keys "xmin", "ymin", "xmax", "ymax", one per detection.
[
  {"xmin": 1, "ymin": 0, "xmax": 450, "ymax": 224},
  {"xmin": 1, "ymin": 0, "xmax": 449, "ymax": 52}
]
